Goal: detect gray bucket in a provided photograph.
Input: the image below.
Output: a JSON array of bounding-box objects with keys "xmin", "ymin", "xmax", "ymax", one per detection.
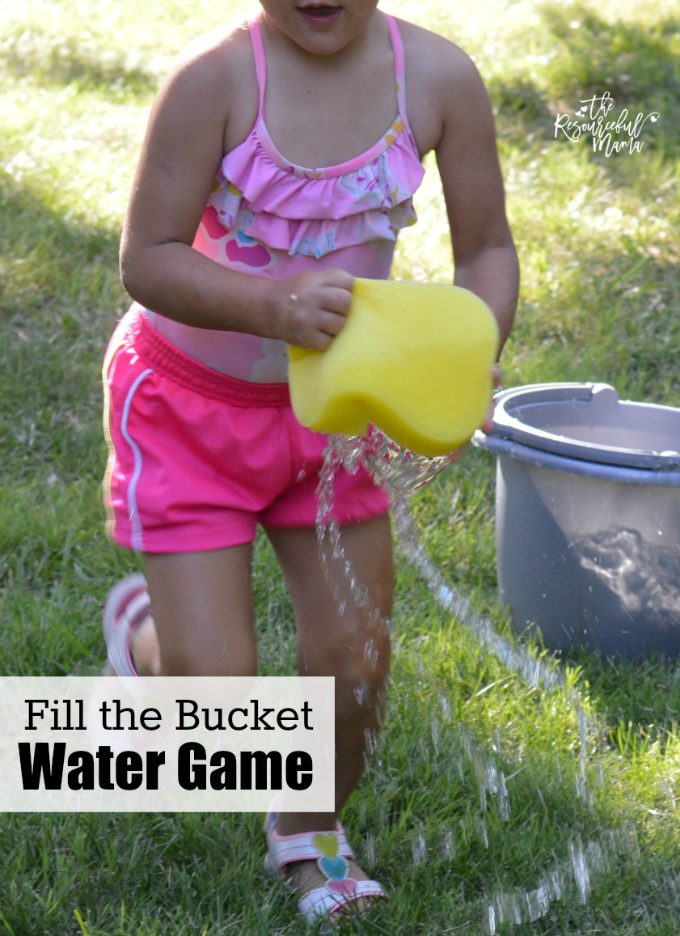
[{"xmin": 474, "ymin": 383, "xmax": 680, "ymax": 658}]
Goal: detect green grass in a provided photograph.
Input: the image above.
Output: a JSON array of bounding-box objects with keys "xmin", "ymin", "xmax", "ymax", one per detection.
[{"xmin": 2, "ymin": 0, "xmax": 680, "ymax": 933}]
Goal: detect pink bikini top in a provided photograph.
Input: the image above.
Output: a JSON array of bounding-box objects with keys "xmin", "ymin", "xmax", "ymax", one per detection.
[{"xmin": 146, "ymin": 13, "xmax": 425, "ymax": 383}]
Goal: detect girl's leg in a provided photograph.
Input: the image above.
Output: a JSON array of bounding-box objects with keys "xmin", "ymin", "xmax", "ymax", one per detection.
[
  {"xmin": 265, "ymin": 514, "xmax": 393, "ymax": 891},
  {"xmin": 141, "ymin": 545, "xmax": 258, "ymax": 677}
]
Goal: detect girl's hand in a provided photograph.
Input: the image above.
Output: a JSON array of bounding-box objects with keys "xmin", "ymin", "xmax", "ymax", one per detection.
[
  {"xmin": 266, "ymin": 269, "xmax": 354, "ymax": 349},
  {"xmin": 481, "ymin": 363, "xmax": 503, "ymax": 434}
]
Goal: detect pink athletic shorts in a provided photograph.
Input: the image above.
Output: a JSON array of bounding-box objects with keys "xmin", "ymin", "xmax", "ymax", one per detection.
[{"xmin": 102, "ymin": 307, "xmax": 389, "ymax": 553}]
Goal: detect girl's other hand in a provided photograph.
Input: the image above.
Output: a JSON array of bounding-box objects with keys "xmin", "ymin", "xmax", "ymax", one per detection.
[
  {"xmin": 481, "ymin": 363, "xmax": 503, "ymax": 434},
  {"xmin": 266, "ymin": 269, "xmax": 354, "ymax": 349}
]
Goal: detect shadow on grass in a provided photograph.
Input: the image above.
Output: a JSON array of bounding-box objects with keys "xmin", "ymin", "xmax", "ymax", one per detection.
[
  {"xmin": 490, "ymin": 4, "xmax": 679, "ymax": 166},
  {"xmin": 490, "ymin": 75, "xmax": 556, "ymax": 146},
  {"xmin": 0, "ymin": 173, "xmax": 124, "ymax": 482},
  {"xmin": 2, "ymin": 25, "xmax": 160, "ymax": 96},
  {"xmin": 1, "ymin": 173, "xmax": 121, "ymax": 317},
  {"xmin": 540, "ymin": 3, "xmax": 680, "ymax": 114}
]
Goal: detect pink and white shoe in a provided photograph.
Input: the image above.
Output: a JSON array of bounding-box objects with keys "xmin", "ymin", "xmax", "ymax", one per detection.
[
  {"xmin": 102, "ymin": 573, "xmax": 151, "ymax": 678},
  {"xmin": 264, "ymin": 812, "xmax": 387, "ymax": 928}
]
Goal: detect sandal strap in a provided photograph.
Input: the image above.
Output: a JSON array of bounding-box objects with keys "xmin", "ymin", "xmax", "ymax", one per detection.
[
  {"xmin": 265, "ymin": 817, "xmax": 355, "ymax": 873},
  {"xmin": 103, "ymin": 573, "xmax": 150, "ymax": 679},
  {"xmin": 299, "ymin": 880, "xmax": 387, "ymax": 925}
]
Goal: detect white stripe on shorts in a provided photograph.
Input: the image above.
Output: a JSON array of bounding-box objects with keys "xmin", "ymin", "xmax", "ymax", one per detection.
[{"xmin": 120, "ymin": 368, "xmax": 154, "ymax": 551}]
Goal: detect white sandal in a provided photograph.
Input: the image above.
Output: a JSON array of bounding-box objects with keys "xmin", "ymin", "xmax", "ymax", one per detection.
[
  {"xmin": 102, "ymin": 573, "xmax": 150, "ymax": 678},
  {"xmin": 264, "ymin": 812, "xmax": 387, "ymax": 928}
]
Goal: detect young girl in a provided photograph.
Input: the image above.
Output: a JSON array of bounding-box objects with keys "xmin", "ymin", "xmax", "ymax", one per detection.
[{"xmin": 102, "ymin": 0, "xmax": 519, "ymax": 925}]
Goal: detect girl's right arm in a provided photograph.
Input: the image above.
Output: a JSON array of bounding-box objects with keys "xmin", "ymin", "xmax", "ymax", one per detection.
[{"xmin": 119, "ymin": 41, "xmax": 351, "ymax": 350}]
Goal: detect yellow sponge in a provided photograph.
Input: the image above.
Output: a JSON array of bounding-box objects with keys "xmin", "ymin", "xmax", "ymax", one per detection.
[{"xmin": 288, "ymin": 278, "xmax": 499, "ymax": 457}]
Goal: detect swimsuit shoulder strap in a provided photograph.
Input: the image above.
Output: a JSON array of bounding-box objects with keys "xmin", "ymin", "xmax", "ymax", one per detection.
[
  {"xmin": 384, "ymin": 13, "xmax": 409, "ymax": 122},
  {"xmin": 248, "ymin": 16, "xmax": 267, "ymax": 119}
]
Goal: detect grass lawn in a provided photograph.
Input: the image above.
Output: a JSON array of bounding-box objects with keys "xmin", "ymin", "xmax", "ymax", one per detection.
[{"xmin": 1, "ymin": 0, "xmax": 679, "ymax": 933}]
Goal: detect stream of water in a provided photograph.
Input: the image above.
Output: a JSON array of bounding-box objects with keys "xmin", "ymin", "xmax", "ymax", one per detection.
[{"xmin": 315, "ymin": 429, "xmax": 641, "ymax": 932}]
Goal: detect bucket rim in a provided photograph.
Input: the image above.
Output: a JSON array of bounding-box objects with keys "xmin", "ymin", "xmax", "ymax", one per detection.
[
  {"xmin": 487, "ymin": 382, "xmax": 680, "ymax": 472},
  {"xmin": 473, "ymin": 429, "xmax": 680, "ymax": 486}
]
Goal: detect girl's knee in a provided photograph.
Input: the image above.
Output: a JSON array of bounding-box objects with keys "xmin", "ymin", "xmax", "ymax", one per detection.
[{"xmin": 298, "ymin": 628, "xmax": 391, "ymax": 694}]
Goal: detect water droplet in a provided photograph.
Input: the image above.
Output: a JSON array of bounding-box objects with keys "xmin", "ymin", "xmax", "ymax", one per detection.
[
  {"xmin": 430, "ymin": 718, "xmax": 440, "ymax": 752},
  {"xmin": 498, "ymin": 771, "xmax": 511, "ymax": 821},
  {"xmin": 440, "ymin": 827, "xmax": 456, "ymax": 860},
  {"xmin": 353, "ymin": 682, "xmax": 370, "ymax": 706},
  {"xmin": 365, "ymin": 832, "xmax": 376, "ymax": 869},
  {"xmin": 438, "ymin": 693, "xmax": 451, "ymax": 721},
  {"xmin": 411, "ymin": 833, "xmax": 426, "ymax": 865},
  {"xmin": 354, "ymin": 584, "xmax": 369, "ymax": 608},
  {"xmin": 570, "ymin": 837, "xmax": 591, "ymax": 903}
]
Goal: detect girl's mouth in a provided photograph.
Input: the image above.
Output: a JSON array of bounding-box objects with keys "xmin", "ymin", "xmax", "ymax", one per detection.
[{"xmin": 297, "ymin": 4, "xmax": 343, "ymax": 26}]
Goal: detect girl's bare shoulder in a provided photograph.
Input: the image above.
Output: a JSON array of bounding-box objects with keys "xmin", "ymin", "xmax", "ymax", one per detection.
[
  {"xmin": 178, "ymin": 17, "xmax": 253, "ymax": 80},
  {"xmin": 153, "ymin": 18, "xmax": 256, "ymax": 129},
  {"xmin": 397, "ymin": 17, "xmax": 482, "ymax": 91},
  {"xmin": 395, "ymin": 17, "xmax": 492, "ymax": 152}
]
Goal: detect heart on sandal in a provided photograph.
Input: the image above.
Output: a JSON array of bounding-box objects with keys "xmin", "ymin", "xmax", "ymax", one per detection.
[
  {"xmin": 318, "ymin": 855, "xmax": 348, "ymax": 880},
  {"xmin": 313, "ymin": 832, "xmax": 339, "ymax": 859},
  {"xmin": 327, "ymin": 878, "xmax": 358, "ymax": 896}
]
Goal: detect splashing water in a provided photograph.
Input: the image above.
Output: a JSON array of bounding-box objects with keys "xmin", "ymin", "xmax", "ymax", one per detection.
[
  {"xmin": 317, "ymin": 430, "xmax": 568, "ymax": 691},
  {"xmin": 459, "ymin": 723, "xmax": 512, "ymax": 821},
  {"xmin": 315, "ymin": 430, "xmax": 641, "ymax": 931}
]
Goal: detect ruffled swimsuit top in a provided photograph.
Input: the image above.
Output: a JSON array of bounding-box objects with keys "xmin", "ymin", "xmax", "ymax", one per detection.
[{"xmin": 145, "ymin": 13, "xmax": 425, "ymax": 383}]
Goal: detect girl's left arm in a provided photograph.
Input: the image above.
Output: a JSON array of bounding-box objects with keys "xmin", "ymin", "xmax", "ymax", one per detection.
[{"xmin": 434, "ymin": 48, "xmax": 519, "ymax": 360}]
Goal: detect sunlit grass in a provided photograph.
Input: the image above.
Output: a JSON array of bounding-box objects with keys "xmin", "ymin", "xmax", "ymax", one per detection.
[{"xmin": 2, "ymin": 0, "xmax": 680, "ymax": 932}]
